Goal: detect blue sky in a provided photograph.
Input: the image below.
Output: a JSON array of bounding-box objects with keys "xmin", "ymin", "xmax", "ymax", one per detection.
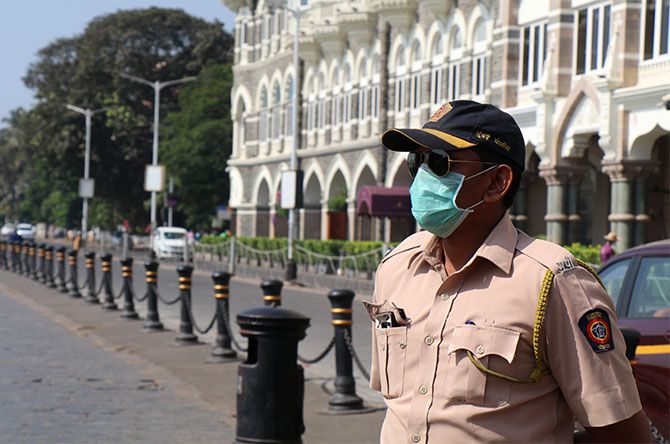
[{"xmin": 0, "ymin": 1, "xmax": 236, "ymax": 126}]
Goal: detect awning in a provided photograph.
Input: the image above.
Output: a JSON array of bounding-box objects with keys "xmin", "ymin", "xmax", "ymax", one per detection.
[{"xmin": 356, "ymin": 186, "xmax": 411, "ymax": 218}]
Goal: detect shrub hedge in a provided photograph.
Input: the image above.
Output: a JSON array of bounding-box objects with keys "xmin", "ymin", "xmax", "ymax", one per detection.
[{"xmin": 199, "ymin": 236, "xmax": 603, "ymax": 267}]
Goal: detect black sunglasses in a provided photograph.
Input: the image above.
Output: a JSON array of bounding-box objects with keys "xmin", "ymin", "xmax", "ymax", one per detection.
[{"xmin": 407, "ymin": 150, "xmax": 498, "ymax": 178}]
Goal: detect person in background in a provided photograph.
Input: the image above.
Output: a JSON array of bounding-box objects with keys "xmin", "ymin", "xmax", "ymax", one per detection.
[{"xmin": 600, "ymin": 231, "xmax": 618, "ymax": 264}]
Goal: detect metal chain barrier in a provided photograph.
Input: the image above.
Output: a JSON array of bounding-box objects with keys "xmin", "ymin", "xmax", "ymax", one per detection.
[
  {"xmin": 94, "ymin": 279, "xmax": 105, "ymax": 297},
  {"xmin": 343, "ymin": 329, "xmax": 370, "ymax": 381},
  {"xmin": 221, "ymin": 303, "xmax": 248, "ymax": 352},
  {"xmin": 297, "ymin": 336, "xmax": 336, "ymax": 364},
  {"xmin": 78, "ymin": 274, "xmax": 90, "ymax": 290},
  {"xmin": 156, "ymin": 290, "xmax": 181, "ymax": 305},
  {"xmin": 115, "ymin": 287, "xmax": 125, "ymax": 300},
  {"xmin": 183, "ymin": 296, "xmax": 217, "ymax": 335},
  {"xmin": 134, "ymin": 290, "xmax": 149, "ymax": 303}
]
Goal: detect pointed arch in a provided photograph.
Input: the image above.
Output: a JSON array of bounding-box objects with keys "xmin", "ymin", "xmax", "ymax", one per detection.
[
  {"xmin": 252, "ymin": 166, "xmax": 273, "ymax": 206},
  {"xmin": 552, "ymin": 77, "xmax": 601, "ymax": 163},
  {"xmin": 387, "ymin": 152, "xmax": 412, "ymax": 187},
  {"xmin": 325, "ymin": 155, "xmax": 352, "ymax": 199}
]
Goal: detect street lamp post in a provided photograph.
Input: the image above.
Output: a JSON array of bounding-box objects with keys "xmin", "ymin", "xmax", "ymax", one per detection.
[
  {"xmin": 120, "ymin": 73, "xmax": 196, "ymax": 245},
  {"xmin": 66, "ymin": 104, "xmax": 107, "ymax": 247},
  {"xmin": 269, "ymin": 0, "xmax": 302, "ymax": 281}
]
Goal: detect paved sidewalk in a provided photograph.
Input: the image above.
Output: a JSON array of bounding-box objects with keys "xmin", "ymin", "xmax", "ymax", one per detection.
[
  {"xmin": 0, "ymin": 269, "xmax": 385, "ymax": 443},
  {"xmin": 0, "ymin": 286, "xmax": 235, "ymax": 443}
]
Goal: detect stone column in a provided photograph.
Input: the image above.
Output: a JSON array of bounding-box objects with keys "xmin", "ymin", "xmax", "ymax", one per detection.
[
  {"xmin": 509, "ymin": 181, "xmax": 527, "ymax": 232},
  {"xmin": 602, "ymin": 161, "xmax": 657, "ymax": 250},
  {"xmin": 566, "ymin": 166, "xmax": 587, "ymax": 244},
  {"xmin": 539, "ymin": 166, "xmax": 570, "ymax": 245}
]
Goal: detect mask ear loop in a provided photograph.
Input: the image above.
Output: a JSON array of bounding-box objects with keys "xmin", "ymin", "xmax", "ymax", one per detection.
[{"xmin": 455, "ymin": 164, "xmax": 499, "ymax": 212}]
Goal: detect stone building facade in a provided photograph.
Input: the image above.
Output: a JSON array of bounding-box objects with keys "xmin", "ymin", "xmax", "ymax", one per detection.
[{"xmin": 223, "ymin": 0, "xmax": 669, "ymax": 249}]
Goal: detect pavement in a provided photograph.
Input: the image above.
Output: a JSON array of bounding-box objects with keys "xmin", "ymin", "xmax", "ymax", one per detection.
[{"xmin": 0, "ymin": 265, "xmax": 386, "ymax": 443}]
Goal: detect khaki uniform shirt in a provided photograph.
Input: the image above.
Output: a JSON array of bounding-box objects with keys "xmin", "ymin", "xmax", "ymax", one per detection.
[{"xmin": 369, "ymin": 216, "xmax": 641, "ymax": 443}]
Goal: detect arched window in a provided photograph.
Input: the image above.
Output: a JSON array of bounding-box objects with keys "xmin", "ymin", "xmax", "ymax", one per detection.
[
  {"xmin": 371, "ymin": 56, "xmax": 380, "ymax": 118},
  {"xmin": 359, "ymin": 63, "xmax": 368, "ymax": 121},
  {"xmin": 471, "ymin": 20, "xmax": 488, "ymax": 98},
  {"xmin": 259, "ymin": 86, "xmax": 269, "ymax": 142},
  {"xmin": 430, "ymin": 34, "xmax": 446, "ymax": 107},
  {"xmin": 343, "ymin": 63, "xmax": 353, "ymax": 123},
  {"xmin": 305, "ymin": 77, "xmax": 316, "ymax": 132},
  {"xmin": 448, "ymin": 28, "xmax": 463, "ymax": 100},
  {"xmin": 395, "ymin": 45, "xmax": 407, "ymax": 113},
  {"xmin": 317, "ymin": 73, "xmax": 326, "ymax": 128},
  {"xmin": 271, "ymin": 81, "xmax": 281, "ymax": 138},
  {"xmin": 331, "ymin": 68, "xmax": 341, "ymax": 127},
  {"xmin": 284, "ymin": 75, "xmax": 294, "ymax": 136},
  {"xmin": 409, "ymin": 41, "xmax": 422, "ymax": 111}
]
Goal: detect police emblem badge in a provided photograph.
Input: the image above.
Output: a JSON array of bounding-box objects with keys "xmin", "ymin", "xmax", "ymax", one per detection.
[
  {"xmin": 578, "ymin": 308, "xmax": 615, "ymax": 353},
  {"xmin": 429, "ymin": 103, "xmax": 452, "ymax": 122}
]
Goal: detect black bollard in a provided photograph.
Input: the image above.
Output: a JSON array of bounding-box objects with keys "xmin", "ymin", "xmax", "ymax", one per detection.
[
  {"xmin": 67, "ymin": 249, "xmax": 81, "ymax": 298},
  {"xmin": 29, "ymin": 242, "xmax": 38, "ymax": 280},
  {"xmin": 45, "ymin": 246, "xmax": 56, "ymax": 288},
  {"xmin": 326, "ymin": 289, "xmax": 366, "ymax": 413},
  {"xmin": 56, "ymin": 247, "xmax": 68, "ymax": 292},
  {"xmin": 100, "ymin": 253, "xmax": 117, "ymax": 310},
  {"xmin": 260, "ymin": 279, "xmax": 283, "ymax": 307},
  {"xmin": 11, "ymin": 242, "xmax": 19, "ymax": 273},
  {"xmin": 22, "ymin": 243, "xmax": 30, "ymax": 276},
  {"xmin": 235, "ymin": 307, "xmax": 310, "ymax": 444},
  {"xmin": 175, "ymin": 265, "xmax": 198, "ymax": 345},
  {"xmin": 36, "ymin": 243, "xmax": 46, "ymax": 282},
  {"xmin": 83, "ymin": 252, "xmax": 99, "ymax": 303},
  {"xmin": 143, "ymin": 260, "xmax": 163, "ymax": 331},
  {"xmin": 0, "ymin": 241, "xmax": 5, "ymax": 270},
  {"xmin": 120, "ymin": 258, "xmax": 139, "ymax": 319},
  {"xmin": 206, "ymin": 271, "xmax": 237, "ymax": 363}
]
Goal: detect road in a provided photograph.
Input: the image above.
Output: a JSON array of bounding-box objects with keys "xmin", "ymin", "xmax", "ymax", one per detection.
[{"xmin": 82, "ymin": 255, "xmax": 381, "ymax": 406}]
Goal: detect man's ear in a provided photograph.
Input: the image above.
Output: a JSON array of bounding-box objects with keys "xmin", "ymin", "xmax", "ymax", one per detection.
[{"xmin": 483, "ymin": 165, "xmax": 513, "ymax": 203}]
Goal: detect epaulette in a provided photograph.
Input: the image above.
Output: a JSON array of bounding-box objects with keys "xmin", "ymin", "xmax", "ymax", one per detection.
[
  {"xmin": 380, "ymin": 231, "xmax": 433, "ymax": 264},
  {"xmin": 516, "ymin": 231, "xmax": 578, "ymax": 275}
]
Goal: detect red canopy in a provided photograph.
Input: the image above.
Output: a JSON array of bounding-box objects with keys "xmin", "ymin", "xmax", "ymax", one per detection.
[{"xmin": 356, "ymin": 186, "xmax": 411, "ymax": 218}]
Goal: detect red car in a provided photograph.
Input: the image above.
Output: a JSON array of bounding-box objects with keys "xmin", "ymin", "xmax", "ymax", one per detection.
[{"xmin": 598, "ymin": 239, "xmax": 670, "ymax": 438}]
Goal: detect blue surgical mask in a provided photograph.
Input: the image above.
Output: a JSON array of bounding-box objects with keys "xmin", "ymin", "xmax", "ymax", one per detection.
[{"xmin": 410, "ymin": 164, "xmax": 495, "ymax": 238}]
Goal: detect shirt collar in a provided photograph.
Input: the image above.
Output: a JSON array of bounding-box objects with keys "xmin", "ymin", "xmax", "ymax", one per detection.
[{"xmin": 417, "ymin": 215, "xmax": 518, "ymax": 275}]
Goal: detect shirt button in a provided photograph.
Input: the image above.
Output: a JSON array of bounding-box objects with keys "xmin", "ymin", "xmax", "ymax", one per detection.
[
  {"xmin": 419, "ymin": 385, "xmax": 428, "ymax": 395},
  {"xmin": 441, "ymin": 293, "xmax": 449, "ymax": 300},
  {"xmin": 411, "ymin": 433, "xmax": 421, "ymax": 443},
  {"xmin": 399, "ymin": 341, "xmax": 407, "ymax": 349},
  {"xmin": 476, "ymin": 345, "xmax": 485, "ymax": 355},
  {"xmin": 424, "ymin": 336, "xmax": 434, "ymax": 346}
]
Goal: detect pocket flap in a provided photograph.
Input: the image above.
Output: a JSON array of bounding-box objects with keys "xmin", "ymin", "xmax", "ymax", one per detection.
[{"xmin": 447, "ymin": 325, "xmax": 521, "ymax": 364}]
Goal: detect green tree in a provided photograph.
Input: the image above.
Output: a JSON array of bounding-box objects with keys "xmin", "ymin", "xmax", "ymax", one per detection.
[
  {"xmin": 19, "ymin": 8, "xmax": 233, "ymax": 229},
  {"xmin": 161, "ymin": 64, "xmax": 233, "ymax": 230}
]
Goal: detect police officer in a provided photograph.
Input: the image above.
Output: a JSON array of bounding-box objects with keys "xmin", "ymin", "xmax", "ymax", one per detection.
[{"xmin": 368, "ymin": 101, "xmax": 651, "ymax": 443}]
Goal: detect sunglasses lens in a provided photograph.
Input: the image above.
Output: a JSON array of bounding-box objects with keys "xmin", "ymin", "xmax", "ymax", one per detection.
[
  {"xmin": 426, "ymin": 152, "xmax": 450, "ymax": 177},
  {"xmin": 407, "ymin": 152, "xmax": 423, "ymax": 178}
]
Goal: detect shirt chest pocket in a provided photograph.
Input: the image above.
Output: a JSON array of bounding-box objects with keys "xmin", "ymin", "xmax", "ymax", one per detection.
[
  {"xmin": 375, "ymin": 326, "xmax": 408, "ymax": 399},
  {"xmin": 444, "ymin": 324, "xmax": 521, "ymax": 407}
]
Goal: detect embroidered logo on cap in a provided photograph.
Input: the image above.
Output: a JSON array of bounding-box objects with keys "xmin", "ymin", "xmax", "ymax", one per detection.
[
  {"xmin": 578, "ymin": 308, "xmax": 614, "ymax": 353},
  {"xmin": 429, "ymin": 103, "xmax": 452, "ymax": 122}
]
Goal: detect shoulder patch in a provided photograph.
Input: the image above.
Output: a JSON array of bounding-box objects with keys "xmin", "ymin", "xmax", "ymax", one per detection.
[{"xmin": 578, "ymin": 309, "xmax": 615, "ymax": 353}]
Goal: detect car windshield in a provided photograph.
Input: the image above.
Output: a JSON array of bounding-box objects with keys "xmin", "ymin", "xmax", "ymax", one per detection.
[
  {"xmin": 627, "ymin": 256, "xmax": 670, "ymax": 318},
  {"xmin": 163, "ymin": 232, "xmax": 185, "ymax": 240},
  {"xmin": 599, "ymin": 258, "xmax": 632, "ymax": 309},
  {"xmin": 17, "ymin": 224, "xmax": 32, "ymax": 230}
]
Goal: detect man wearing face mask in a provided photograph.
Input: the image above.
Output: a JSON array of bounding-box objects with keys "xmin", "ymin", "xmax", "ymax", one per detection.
[{"xmin": 367, "ymin": 101, "xmax": 651, "ymax": 443}]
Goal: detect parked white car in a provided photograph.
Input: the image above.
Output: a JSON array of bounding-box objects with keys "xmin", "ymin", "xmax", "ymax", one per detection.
[
  {"xmin": 152, "ymin": 227, "xmax": 188, "ymax": 259},
  {"xmin": 16, "ymin": 223, "xmax": 36, "ymax": 240},
  {"xmin": 1, "ymin": 223, "xmax": 15, "ymax": 238}
]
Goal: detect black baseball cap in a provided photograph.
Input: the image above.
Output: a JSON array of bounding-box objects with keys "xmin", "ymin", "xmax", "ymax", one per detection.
[{"xmin": 381, "ymin": 100, "xmax": 526, "ymax": 171}]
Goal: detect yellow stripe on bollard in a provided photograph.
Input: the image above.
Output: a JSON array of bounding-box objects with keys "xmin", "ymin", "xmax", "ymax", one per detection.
[
  {"xmin": 331, "ymin": 319, "xmax": 353, "ymax": 326},
  {"xmin": 263, "ymin": 296, "xmax": 281, "ymax": 302},
  {"xmin": 215, "ymin": 292, "xmax": 229, "ymax": 299},
  {"xmin": 331, "ymin": 308, "xmax": 353, "ymax": 314}
]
